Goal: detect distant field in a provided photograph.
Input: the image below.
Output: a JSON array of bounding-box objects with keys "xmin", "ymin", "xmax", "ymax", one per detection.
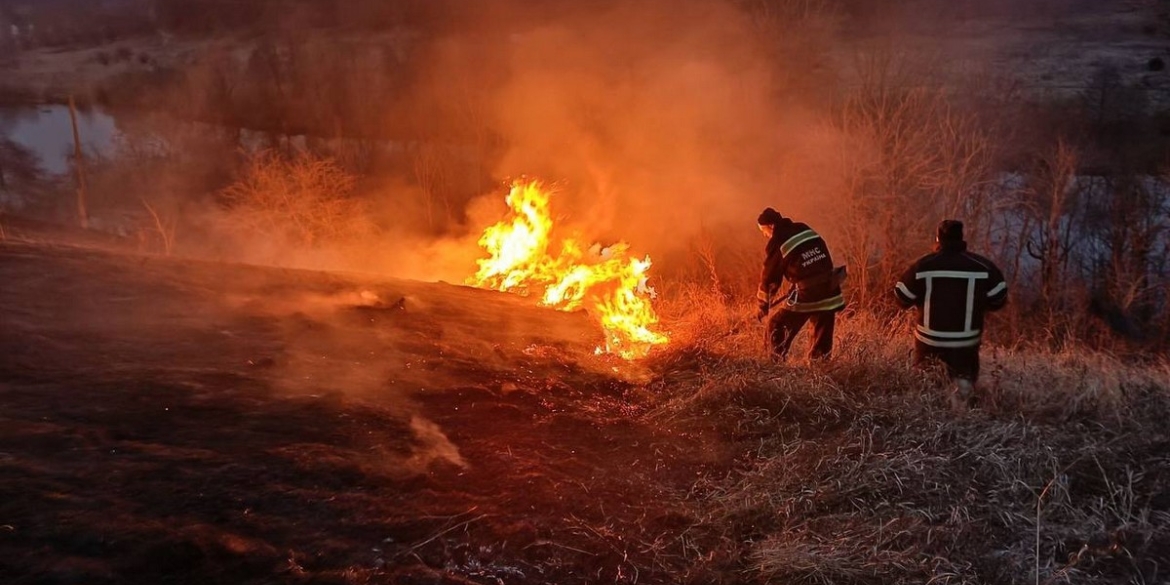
[{"xmin": 1, "ymin": 2, "xmax": 1166, "ymax": 107}]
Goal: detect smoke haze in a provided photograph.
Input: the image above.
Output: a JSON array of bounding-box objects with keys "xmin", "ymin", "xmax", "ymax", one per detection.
[
  {"xmin": 425, "ymin": 0, "xmax": 825, "ymax": 257},
  {"xmin": 12, "ymin": 0, "xmax": 1089, "ymax": 286}
]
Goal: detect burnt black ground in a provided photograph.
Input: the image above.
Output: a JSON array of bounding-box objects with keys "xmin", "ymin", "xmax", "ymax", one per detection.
[{"xmin": 0, "ymin": 241, "xmax": 725, "ymax": 585}]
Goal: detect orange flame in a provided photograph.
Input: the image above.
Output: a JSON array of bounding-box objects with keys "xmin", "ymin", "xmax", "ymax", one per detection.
[{"xmin": 469, "ymin": 179, "xmax": 668, "ymax": 359}]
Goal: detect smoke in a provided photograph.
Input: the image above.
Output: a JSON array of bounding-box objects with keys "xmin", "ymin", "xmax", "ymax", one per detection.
[
  {"xmin": 414, "ymin": 0, "xmax": 829, "ymax": 262},
  {"xmin": 60, "ymin": 0, "xmax": 1027, "ymax": 287},
  {"xmin": 404, "ymin": 415, "xmax": 467, "ymax": 470},
  {"xmin": 63, "ymin": 1, "xmax": 836, "ymax": 279}
]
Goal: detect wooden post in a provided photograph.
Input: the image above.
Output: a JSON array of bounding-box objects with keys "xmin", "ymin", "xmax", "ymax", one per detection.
[{"xmin": 68, "ymin": 95, "xmax": 89, "ymax": 229}]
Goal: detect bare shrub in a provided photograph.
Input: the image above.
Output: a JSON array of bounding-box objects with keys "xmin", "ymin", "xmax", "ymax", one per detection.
[
  {"xmin": 219, "ymin": 150, "xmax": 372, "ymax": 247},
  {"xmin": 79, "ymin": 117, "xmax": 246, "ymax": 253},
  {"xmin": 1082, "ymin": 172, "xmax": 1170, "ymax": 346},
  {"xmin": 833, "ymin": 51, "xmax": 997, "ymax": 309},
  {"xmin": 139, "ymin": 198, "xmax": 177, "ymax": 255}
]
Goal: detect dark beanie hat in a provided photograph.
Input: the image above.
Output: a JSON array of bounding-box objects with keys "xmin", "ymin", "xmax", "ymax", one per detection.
[
  {"xmin": 937, "ymin": 219, "xmax": 964, "ymax": 242},
  {"xmin": 757, "ymin": 207, "xmax": 784, "ymax": 226}
]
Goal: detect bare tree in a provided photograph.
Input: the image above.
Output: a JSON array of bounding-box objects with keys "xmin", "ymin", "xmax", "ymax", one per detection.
[{"xmin": 68, "ymin": 96, "xmax": 90, "ymax": 229}]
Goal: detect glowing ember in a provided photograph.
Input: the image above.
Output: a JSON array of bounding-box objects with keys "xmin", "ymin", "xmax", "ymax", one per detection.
[{"xmin": 468, "ymin": 179, "xmax": 668, "ymax": 359}]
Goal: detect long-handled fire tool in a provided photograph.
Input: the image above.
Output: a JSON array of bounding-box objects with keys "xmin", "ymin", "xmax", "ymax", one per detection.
[{"xmin": 729, "ymin": 265, "xmax": 848, "ymax": 337}]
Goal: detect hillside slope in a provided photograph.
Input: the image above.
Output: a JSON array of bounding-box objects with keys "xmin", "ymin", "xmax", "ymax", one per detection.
[
  {"xmin": 0, "ymin": 241, "xmax": 723, "ymax": 584},
  {"xmin": 3, "ymin": 240, "xmax": 1169, "ymax": 584}
]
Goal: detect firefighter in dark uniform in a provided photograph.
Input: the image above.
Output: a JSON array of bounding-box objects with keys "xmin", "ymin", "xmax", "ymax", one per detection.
[
  {"xmin": 894, "ymin": 220, "xmax": 1007, "ymax": 402},
  {"xmin": 756, "ymin": 208, "xmax": 845, "ymax": 361}
]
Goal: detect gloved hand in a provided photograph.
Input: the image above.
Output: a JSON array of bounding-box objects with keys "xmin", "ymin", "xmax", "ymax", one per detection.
[{"xmin": 756, "ymin": 301, "xmax": 770, "ymax": 323}]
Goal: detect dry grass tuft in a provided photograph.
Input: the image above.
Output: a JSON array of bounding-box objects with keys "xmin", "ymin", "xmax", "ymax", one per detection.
[{"xmin": 647, "ymin": 289, "xmax": 1170, "ymax": 584}]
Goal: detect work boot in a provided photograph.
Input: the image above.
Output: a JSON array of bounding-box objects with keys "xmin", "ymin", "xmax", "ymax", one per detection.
[{"xmin": 950, "ymin": 378, "xmax": 975, "ymax": 411}]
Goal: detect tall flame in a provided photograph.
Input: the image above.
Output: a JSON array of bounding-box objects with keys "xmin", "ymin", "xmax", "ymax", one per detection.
[{"xmin": 468, "ymin": 179, "xmax": 668, "ymax": 359}]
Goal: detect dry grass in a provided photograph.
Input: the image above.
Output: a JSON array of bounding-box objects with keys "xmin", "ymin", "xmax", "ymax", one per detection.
[{"xmin": 644, "ymin": 289, "xmax": 1170, "ymax": 584}]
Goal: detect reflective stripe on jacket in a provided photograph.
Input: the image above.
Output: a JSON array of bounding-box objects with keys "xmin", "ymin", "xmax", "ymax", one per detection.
[
  {"xmin": 759, "ymin": 219, "xmax": 844, "ymax": 313},
  {"xmin": 894, "ymin": 243, "xmax": 1007, "ymax": 348}
]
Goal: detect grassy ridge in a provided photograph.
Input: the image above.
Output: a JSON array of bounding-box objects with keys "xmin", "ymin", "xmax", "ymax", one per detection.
[{"xmin": 648, "ymin": 297, "xmax": 1170, "ymax": 584}]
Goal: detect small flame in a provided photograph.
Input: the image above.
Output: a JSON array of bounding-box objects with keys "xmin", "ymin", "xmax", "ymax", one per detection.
[{"xmin": 468, "ymin": 179, "xmax": 668, "ymax": 359}]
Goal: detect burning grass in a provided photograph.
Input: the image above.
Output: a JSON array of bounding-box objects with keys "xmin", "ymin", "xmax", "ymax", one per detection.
[
  {"xmin": 467, "ymin": 179, "xmax": 668, "ymax": 359},
  {"xmin": 645, "ymin": 291, "xmax": 1170, "ymax": 584}
]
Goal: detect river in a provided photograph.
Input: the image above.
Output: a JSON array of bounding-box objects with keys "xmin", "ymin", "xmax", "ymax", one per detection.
[{"xmin": 0, "ymin": 105, "xmax": 117, "ymax": 175}]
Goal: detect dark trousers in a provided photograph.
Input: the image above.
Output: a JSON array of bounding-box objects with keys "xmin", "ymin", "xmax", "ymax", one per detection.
[
  {"xmin": 766, "ymin": 309, "xmax": 836, "ymax": 361},
  {"xmin": 914, "ymin": 342, "xmax": 980, "ymax": 381}
]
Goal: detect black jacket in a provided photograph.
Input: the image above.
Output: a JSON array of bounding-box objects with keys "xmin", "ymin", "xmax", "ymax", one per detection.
[
  {"xmin": 894, "ymin": 241, "xmax": 1007, "ymax": 348},
  {"xmin": 758, "ymin": 218, "xmax": 844, "ymax": 313}
]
